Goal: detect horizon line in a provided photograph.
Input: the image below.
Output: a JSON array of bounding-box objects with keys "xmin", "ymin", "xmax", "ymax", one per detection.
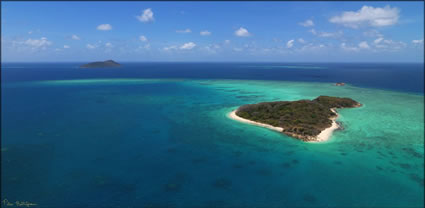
[{"xmin": 2, "ymin": 61, "xmax": 424, "ymax": 64}]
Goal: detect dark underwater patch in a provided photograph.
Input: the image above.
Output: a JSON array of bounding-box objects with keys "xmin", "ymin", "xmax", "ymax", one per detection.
[
  {"xmin": 303, "ymin": 194, "xmax": 318, "ymax": 204},
  {"xmin": 409, "ymin": 174, "xmax": 424, "ymax": 187},
  {"xmin": 212, "ymin": 178, "xmax": 232, "ymax": 190}
]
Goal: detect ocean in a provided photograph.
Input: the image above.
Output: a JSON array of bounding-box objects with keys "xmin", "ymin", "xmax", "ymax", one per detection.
[{"xmin": 1, "ymin": 62, "xmax": 424, "ymax": 207}]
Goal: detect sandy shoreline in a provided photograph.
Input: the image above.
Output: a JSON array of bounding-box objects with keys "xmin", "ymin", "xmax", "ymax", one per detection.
[
  {"xmin": 310, "ymin": 108, "xmax": 339, "ymax": 142},
  {"xmin": 228, "ymin": 110, "xmax": 284, "ymax": 132},
  {"xmin": 228, "ymin": 109, "xmax": 339, "ymax": 142}
]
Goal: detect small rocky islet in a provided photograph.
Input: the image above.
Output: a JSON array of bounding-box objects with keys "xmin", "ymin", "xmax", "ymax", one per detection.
[
  {"xmin": 235, "ymin": 96, "xmax": 362, "ymax": 141},
  {"xmin": 80, "ymin": 60, "xmax": 121, "ymax": 68}
]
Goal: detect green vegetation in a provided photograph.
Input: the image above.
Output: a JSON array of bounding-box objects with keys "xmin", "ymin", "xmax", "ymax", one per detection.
[
  {"xmin": 80, "ymin": 60, "xmax": 121, "ymax": 68},
  {"xmin": 236, "ymin": 96, "xmax": 361, "ymax": 141}
]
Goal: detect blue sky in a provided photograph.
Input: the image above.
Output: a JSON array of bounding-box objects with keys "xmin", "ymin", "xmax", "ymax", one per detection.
[{"xmin": 1, "ymin": 1, "xmax": 424, "ymax": 62}]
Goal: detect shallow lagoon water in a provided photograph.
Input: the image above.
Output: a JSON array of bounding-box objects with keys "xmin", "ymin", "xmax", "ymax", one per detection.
[{"xmin": 2, "ymin": 77, "xmax": 423, "ymax": 207}]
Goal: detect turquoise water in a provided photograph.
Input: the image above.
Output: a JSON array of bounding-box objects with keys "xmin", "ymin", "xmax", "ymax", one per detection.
[{"xmin": 2, "ymin": 78, "xmax": 424, "ymax": 207}]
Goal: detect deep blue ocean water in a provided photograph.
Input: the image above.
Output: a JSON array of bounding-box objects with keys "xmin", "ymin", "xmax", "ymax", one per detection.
[
  {"xmin": 2, "ymin": 62, "xmax": 424, "ymax": 94},
  {"xmin": 1, "ymin": 62, "xmax": 424, "ymax": 207}
]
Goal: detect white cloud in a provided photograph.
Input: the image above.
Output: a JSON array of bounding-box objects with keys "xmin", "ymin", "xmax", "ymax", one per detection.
[
  {"xmin": 381, "ymin": 39, "xmax": 406, "ymax": 50},
  {"xmin": 28, "ymin": 31, "xmax": 33, "ymax": 34},
  {"xmin": 224, "ymin": 40, "xmax": 231, "ymax": 44},
  {"xmin": 235, "ymin": 27, "xmax": 251, "ymax": 37},
  {"xmin": 86, "ymin": 44, "xmax": 96, "ymax": 49},
  {"xmin": 363, "ymin": 30, "xmax": 383, "ymax": 38},
  {"xmin": 329, "ymin": 5, "xmax": 400, "ymax": 28},
  {"xmin": 204, "ymin": 44, "xmax": 220, "ymax": 53},
  {"xmin": 137, "ymin": 8, "xmax": 154, "ymax": 23},
  {"xmin": 63, "ymin": 45, "xmax": 70, "ymax": 49},
  {"xmin": 105, "ymin": 42, "xmax": 113, "ymax": 48},
  {"xmin": 373, "ymin": 38, "xmax": 406, "ymax": 50},
  {"xmin": 139, "ymin": 35, "xmax": 148, "ymax": 42},
  {"xmin": 341, "ymin": 43, "xmax": 359, "ymax": 52},
  {"xmin": 310, "ymin": 29, "xmax": 343, "ymax": 38},
  {"xmin": 233, "ymin": 47, "xmax": 243, "ymax": 52},
  {"xmin": 180, "ymin": 42, "xmax": 196, "ymax": 50},
  {"xmin": 143, "ymin": 44, "xmax": 151, "ymax": 50},
  {"xmin": 163, "ymin": 45, "xmax": 178, "ymax": 51},
  {"xmin": 286, "ymin": 40, "xmax": 294, "ymax": 48},
  {"xmin": 317, "ymin": 30, "xmax": 343, "ymax": 38},
  {"xmin": 297, "ymin": 38, "xmax": 306, "ymax": 44},
  {"xmin": 412, "ymin": 39, "xmax": 424, "ymax": 44},
  {"xmin": 176, "ymin": 29, "xmax": 192, "ymax": 33},
  {"xmin": 374, "ymin": 37, "xmax": 384, "ymax": 44},
  {"xmin": 71, "ymin": 35, "xmax": 80, "ymax": 40},
  {"xmin": 358, "ymin": 41, "xmax": 370, "ymax": 49},
  {"xmin": 297, "ymin": 43, "xmax": 327, "ymax": 52},
  {"xmin": 341, "ymin": 37, "xmax": 406, "ymax": 52},
  {"xmin": 97, "ymin": 24, "xmax": 112, "ymax": 31},
  {"xmin": 299, "ymin": 19, "xmax": 314, "ymax": 27},
  {"xmin": 22, "ymin": 37, "xmax": 52, "ymax": 50},
  {"xmin": 163, "ymin": 42, "xmax": 197, "ymax": 51},
  {"xmin": 200, "ymin": 30, "xmax": 211, "ymax": 36}
]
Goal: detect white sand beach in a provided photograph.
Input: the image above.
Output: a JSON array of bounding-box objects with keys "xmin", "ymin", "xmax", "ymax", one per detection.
[
  {"xmin": 312, "ymin": 120, "xmax": 338, "ymax": 142},
  {"xmin": 228, "ymin": 108, "xmax": 340, "ymax": 142},
  {"xmin": 311, "ymin": 108, "xmax": 339, "ymax": 142},
  {"xmin": 228, "ymin": 110, "xmax": 284, "ymax": 132}
]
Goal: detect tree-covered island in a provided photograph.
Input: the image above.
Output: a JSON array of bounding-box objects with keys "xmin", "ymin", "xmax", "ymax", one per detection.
[
  {"xmin": 80, "ymin": 60, "xmax": 121, "ymax": 68},
  {"xmin": 234, "ymin": 96, "xmax": 362, "ymax": 142}
]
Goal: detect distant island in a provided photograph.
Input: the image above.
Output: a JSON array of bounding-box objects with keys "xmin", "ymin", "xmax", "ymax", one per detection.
[
  {"xmin": 335, "ymin": 82, "xmax": 346, "ymax": 86},
  {"xmin": 229, "ymin": 96, "xmax": 361, "ymax": 142},
  {"xmin": 80, "ymin": 60, "xmax": 121, "ymax": 68}
]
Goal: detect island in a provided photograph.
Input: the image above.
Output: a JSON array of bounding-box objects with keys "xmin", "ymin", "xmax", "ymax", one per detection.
[
  {"xmin": 335, "ymin": 82, "xmax": 346, "ymax": 86},
  {"xmin": 229, "ymin": 96, "xmax": 361, "ymax": 142},
  {"xmin": 80, "ymin": 60, "xmax": 121, "ymax": 68}
]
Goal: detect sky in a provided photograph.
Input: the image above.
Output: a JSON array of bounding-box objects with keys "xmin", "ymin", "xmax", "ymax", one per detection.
[{"xmin": 1, "ymin": 1, "xmax": 424, "ymax": 62}]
